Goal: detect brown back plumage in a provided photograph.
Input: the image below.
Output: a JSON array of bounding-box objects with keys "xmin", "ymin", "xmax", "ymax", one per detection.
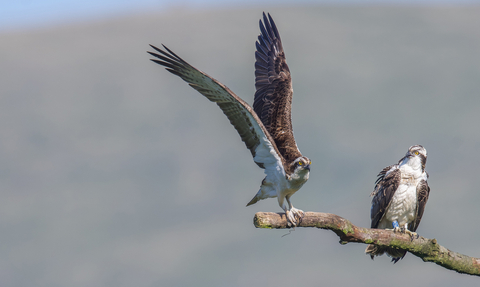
[{"xmin": 253, "ymin": 13, "xmax": 302, "ymax": 164}]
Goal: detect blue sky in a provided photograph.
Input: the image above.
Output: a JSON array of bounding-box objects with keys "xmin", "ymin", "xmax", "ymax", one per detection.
[{"xmin": 1, "ymin": 0, "xmax": 478, "ymax": 31}]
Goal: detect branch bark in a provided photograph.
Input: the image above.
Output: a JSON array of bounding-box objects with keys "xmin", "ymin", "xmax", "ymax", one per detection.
[{"xmin": 254, "ymin": 211, "xmax": 480, "ymax": 277}]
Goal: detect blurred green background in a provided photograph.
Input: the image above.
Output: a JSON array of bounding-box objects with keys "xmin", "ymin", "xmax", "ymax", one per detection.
[{"xmin": 1, "ymin": 3, "xmax": 480, "ymax": 286}]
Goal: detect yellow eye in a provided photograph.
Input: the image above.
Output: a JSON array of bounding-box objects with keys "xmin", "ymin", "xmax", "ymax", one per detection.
[
  {"xmin": 298, "ymin": 161, "xmax": 303, "ymax": 166},
  {"xmin": 309, "ymin": 160, "xmax": 312, "ymax": 165},
  {"xmin": 415, "ymin": 151, "xmax": 419, "ymax": 155}
]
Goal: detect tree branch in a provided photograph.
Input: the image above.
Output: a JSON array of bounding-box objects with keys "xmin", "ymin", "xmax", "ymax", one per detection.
[{"xmin": 254, "ymin": 211, "xmax": 480, "ymax": 277}]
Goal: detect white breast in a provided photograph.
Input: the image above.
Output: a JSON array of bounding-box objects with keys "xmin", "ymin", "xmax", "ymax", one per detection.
[
  {"xmin": 379, "ymin": 162, "xmax": 424, "ymax": 229},
  {"xmin": 383, "ymin": 183, "xmax": 418, "ymax": 226}
]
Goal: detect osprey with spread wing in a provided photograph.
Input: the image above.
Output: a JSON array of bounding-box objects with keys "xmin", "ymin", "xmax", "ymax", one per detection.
[{"xmin": 148, "ymin": 13, "xmax": 311, "ymax": 226}]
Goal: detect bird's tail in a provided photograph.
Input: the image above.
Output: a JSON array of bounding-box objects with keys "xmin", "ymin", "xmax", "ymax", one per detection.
[
  {"xmin": 246, "ymin": 180, "xmax": 277, "ymax": 207},
  {"xmin": 365, "ymin": 244, "xmax": 383, "ymax": 259},
  {"xmin": 365, "ymin": 245, "xmax": 406, "ymax": 263},
  {"xmin": 246, "ymin": 194, "xmax": 260, "ymax": 206}
]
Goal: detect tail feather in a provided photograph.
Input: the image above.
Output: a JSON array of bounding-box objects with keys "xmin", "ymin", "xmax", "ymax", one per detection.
[
  {"xmin": 365, "ymin": 244, "xmax": 406, "ymax": 263},
  {"xmin": 246, "ymin": 194, "xmax": 260, "ymax": 206},
  {"xmin": 365, "ymin": 244, "xmax": 384, "ymax": 260},
  {"xmin": 246, "ymin": 181, "xmax": 277, "ymax": 207}
]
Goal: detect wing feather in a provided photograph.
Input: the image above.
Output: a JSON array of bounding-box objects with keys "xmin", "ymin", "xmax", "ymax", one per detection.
[
  {"xmin": 148, "ymin": 44, "xmax": 286, "ymax": 170},
  {"xmin": 409, "ymin": 178, "xmax": 430, "ymax": 232},
  {"xmin": 370, "ymin": 167, "xmax": 400, "ymax": 228},
  {"xmin": 253, "ymin": 12, "xmax": 302, "ymax": 164}
]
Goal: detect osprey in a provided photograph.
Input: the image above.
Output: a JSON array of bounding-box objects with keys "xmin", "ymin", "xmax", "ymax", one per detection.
[
  {"xmin": 365, "ymin": 145, "xmax": 430, "ymax": 262},
  {"xmin": 147, "ymin": 13, "xmax": 311, "ymax": 226}
]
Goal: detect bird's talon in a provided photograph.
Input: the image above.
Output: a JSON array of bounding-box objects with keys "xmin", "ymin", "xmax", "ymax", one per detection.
[
  {"xmin": 404, "ymin": 230, "xmax": 418, "ymax": 241},
  {"xmin": 289, "ymin": 207, "xmax": 304, "ymax": 226},
  {"xmin": 285, "ymin": 210, "xmax": 298, "ymax": 227},
  {"xmin": 386, "ymin": 227, "xmax": 402, "ymax": 233}
]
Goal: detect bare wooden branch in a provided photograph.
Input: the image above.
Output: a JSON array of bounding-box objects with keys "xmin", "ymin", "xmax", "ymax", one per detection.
[{"xmin": 254, "ymin": 212, "xmax": 480, "ymax": 277}]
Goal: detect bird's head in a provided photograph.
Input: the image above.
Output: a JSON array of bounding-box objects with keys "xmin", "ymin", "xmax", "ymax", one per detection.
[
  {"xmin": 293, "ymin": 156, "xmax": 311, "ymax": 172},
  {"xmin": 288, "ymin": 156, "xmax": 311, "ymax": 184},
  {"xmin": 401, "ymin": 145, "xmax": 427, "ymax": 171}
]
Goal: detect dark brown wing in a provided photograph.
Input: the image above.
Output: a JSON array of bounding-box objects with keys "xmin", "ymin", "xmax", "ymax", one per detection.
[
  {"xmin": 409, "ymin": 179, "xmax": 430, "ymax": 232},
  {"xmin": 373, "ymin": 165, "xmax": 396, "ymax": 188},
  {"xmin": 148, "ymin": 44, "xmax": 285, "ymax": 169},
  {"xmin": 253, "ymin": 12, "xmax": 301, "ymax": 164},
  {"xmin": 370, "ymin": 167, "xmax": 400, "ymax": 228}
]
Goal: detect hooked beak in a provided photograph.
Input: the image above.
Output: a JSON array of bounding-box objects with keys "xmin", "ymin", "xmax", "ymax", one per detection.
[{"xmin": 304, "ymin": 164, "xmax": 310, "ymax": 171}]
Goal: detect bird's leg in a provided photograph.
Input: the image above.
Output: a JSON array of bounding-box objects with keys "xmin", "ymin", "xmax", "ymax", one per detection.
[
  {"xmin": 386, "ymin": 222, "xmax": 418, "ymax": 240},
  {"xmin": 278, "ymin": 196, "xmax": 296, "ymax": 227},
  {"xmin": 386, "ymin": 221, "xmax": 401, "ymax": 233},
  {"xmin": 286, "ymin": 195, "xmax": 304, "ymax": 225}
]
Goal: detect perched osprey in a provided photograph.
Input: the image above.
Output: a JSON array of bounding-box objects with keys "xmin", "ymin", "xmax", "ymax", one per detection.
[
  {"xmin": 148, "ymin": 13, "xmax": 311, "ymax": 226},
  {"xmin": 365, "ymin": 145, "xmax": 430, "ymax": 262}
]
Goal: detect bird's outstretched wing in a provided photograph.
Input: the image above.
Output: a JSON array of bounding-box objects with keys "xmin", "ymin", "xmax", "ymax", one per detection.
[
  {"xmin": 148, "ymin": 44, "xmax": 286, "ymax": 171},
  {"xmin": 253, "ymin": 12, "xmax": 302, "ymax": 164},
  {"xmin": 370, "ymin": 166, "xmax": 400, "ymax": 228},
  {"xmin": 409, "ymin": 179, "xmax": 430, "ymax": 232}
]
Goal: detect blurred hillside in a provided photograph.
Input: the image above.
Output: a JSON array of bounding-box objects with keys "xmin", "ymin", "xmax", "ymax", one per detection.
[{"xmin": 1, "ymin": 6, "xmax": 480, "ymax": 287}]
